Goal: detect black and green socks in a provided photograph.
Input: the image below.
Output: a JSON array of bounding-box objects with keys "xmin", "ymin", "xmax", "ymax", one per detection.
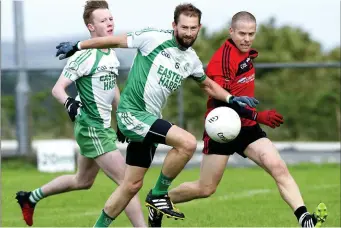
[
  {"xmin": 94, "ymin": 209, "xmax": 115, "ymax": 227},
  {"xmin": 29, "ymin": 188, "xmax": 44, "ymax": 204},
  {"xmin": 152, "ymin": 172, "xmax": 174, "ymax": 196}
]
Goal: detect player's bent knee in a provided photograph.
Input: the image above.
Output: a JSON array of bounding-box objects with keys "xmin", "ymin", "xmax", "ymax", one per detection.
[
  {"xmin": 76, "ymin": 179, "xmax": 95, "ymax": 190},
  {"xmin": 181, "ymin": 135, "xmax": 197, "ymax": 155},
  {"xmin": 122, "ymin": 179, "xmax": 144, "ymax": 196},
  {"xmin": 199, "ymin": 185, "xmax": 217, "ymax": 198},
  {"xmin": 166, "ymin": 126, "xmax": 197, "ymax": 155},
  {"xmin": 74, "ymin": 175, "xmax": 95, "ymax": 190},
  {"xmin": 81, "ymin": 182, "xmax": 94, "ymax": 190}
]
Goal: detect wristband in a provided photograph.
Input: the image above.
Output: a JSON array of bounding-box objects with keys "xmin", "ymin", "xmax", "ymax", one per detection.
[
  {"xmin": 77, "ymin": 42, "xmax": 82, "ymax": 50},
  {"xmin": 252, "ymin": 112, "xmax": 258, "ymax": 121},
  {"xmin": 225, "ymin": 94, "xmax": 233, "ymax": 104},
  {"xmin": 64, "ymin": 97, "xmax": 73, "ymax": 108}
]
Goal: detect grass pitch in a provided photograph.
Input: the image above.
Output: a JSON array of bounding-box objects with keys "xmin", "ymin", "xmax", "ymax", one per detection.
[{"xmin": 2, "ymin": 160, "xmax": 340, "ymax": 227}]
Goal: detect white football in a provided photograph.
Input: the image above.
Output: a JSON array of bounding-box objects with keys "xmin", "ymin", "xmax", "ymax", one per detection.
[{"xmin": 205, "ymin": 107, "xmax": 241, "ymax": 143}]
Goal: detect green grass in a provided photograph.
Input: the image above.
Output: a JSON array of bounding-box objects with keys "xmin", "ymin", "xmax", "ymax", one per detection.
[{"xmin": 2, "ymin": 160, "xmax": 340, "ymax": 227}]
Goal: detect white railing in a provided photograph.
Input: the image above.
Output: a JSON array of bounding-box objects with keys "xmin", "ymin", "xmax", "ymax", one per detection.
[
  {"xmin": 2, "ymin": 139, "xmax": 339, "ymax": 173},
  {"xmin": 1, "ymin": 139, "xmax": 340, "ymax": 155}
]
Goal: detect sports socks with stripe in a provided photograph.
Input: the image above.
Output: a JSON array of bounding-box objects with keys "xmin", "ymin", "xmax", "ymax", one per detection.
[
  {"xmin": 29, "ymin": 188, "xmax": 45, "ymax": 204},
  {"xmin": 294, "ymin": 205, "xmax": 316, "ymax": 228}
]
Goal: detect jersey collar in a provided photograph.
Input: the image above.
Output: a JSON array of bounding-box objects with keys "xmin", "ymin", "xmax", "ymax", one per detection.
[
  {"xmin": 227, "ymin": 38, "xmax": 238, "ymax": 48},
  {"xmin": 98, "ymin": 48, "xmax": 111, "ymax": 55}
]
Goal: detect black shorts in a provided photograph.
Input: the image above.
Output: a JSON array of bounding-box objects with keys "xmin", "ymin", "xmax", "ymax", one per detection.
[
  {"xmin": 202, "ymin": 124, "xmax": 267, "ymax": 158},
  {"xmin": 125, "ymin": 119, "xmax": 173, "ymax": 168}
]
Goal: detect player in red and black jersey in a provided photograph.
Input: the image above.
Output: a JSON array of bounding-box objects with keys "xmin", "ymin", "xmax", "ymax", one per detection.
[
  {"xmin": 203, "ymin": 34, "xmax": 281, "ymax": 153},
  {"xmin": 149, "ymin": 11, "xmax": 327, "ymax": 228}
]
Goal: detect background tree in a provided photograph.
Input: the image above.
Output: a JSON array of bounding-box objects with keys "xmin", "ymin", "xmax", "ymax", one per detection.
[
  {"xmin": 162, "ymin": 18, "xmax": 340, "ymax": 141},
  {"xmin": 1, "ymin": 18, "xmax": 340, "ymax": 141}
]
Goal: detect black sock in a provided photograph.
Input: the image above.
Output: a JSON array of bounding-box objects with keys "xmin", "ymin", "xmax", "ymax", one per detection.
[
  {"xmin": 295, "ymin": 206, "xmax": 316, "ymax": 227},
  {"xmin": 294, "ymin": 206, "xmax": 308, "ymax": 221}
]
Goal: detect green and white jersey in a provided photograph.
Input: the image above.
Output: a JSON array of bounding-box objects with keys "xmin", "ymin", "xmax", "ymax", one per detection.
[
  {"xmin": 118, "ymin": 28, "xmax": 206, "ymax": 118},
  {"xmin": 62, "ymin": 48, "xmax": 119, "ymax": 128}
]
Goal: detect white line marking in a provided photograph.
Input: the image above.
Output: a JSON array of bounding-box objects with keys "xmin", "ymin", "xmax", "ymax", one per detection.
[
  {"xmin": 3, "ymin": 184, "xmax": 338, "ymax": 222},
  {"xmin": 182, "ymin": 184, "xmax": 339, "ymax": 206}
]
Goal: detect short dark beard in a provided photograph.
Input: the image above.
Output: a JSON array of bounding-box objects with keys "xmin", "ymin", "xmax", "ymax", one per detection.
[{"xmin": 175, "ymin": 34, "xmax": 197, "ymax": 49}]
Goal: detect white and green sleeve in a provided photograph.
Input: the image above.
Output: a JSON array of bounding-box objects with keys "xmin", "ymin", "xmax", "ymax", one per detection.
[
  {"xmin": 126, "ymin": 28, "xmax": 163, "ymax": 55},
  {"xmin": 62, "ymin": 50, "xmax": 92, "ymax": 81},
  {"xmin": 191, "ymin": 55, "xmax": 207, "ymax": 82}
]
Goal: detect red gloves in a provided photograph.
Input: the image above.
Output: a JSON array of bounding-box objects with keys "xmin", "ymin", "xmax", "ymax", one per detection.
[{"xmin": 254, "ymin": 109, "xmax": 284, "ymax": 128}]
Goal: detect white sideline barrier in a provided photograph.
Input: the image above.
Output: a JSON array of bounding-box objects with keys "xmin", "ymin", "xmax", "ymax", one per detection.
[
  {"xmin": 36, "ymin": 140, "xmax": 76, "ymax": 173},
  {"xmin": 1, "ymin": 140, "xmax": 78, "ymax": 173},
  {"xmin": 1, "ymin": 140, "xmax": 340, "ymax": 173},
  {"xmin": 128, "ymin": 141, "xmax": 341, "ymax": 153},
  {"xmin": 2, "ymin": 140, "xmax": 340, "ymax": 153}
]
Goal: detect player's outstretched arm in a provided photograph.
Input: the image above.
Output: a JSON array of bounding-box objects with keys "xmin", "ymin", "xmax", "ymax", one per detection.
[
  {"xmin": 55, "ymin": 34, "xmax": 128, "ymax": 60},
  {"xmin": 199, "ymin": 77, "xmax": 259, "ymax": 108},
  {"xmin": 79, "ymin": 34, "xmax": 128, "ymax": 50},
  {"xmin": 218, "ymin": 100, "xmax": 284, "ymax": 128},
  {"xmin": 201, "ymin": 77, "xmax": 283, "ymax": 128}
]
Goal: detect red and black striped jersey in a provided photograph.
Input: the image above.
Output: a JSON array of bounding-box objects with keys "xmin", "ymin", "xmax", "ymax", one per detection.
[{"xmin": 205, "ymin": 39, "xmax": 258, "ymax": 126}]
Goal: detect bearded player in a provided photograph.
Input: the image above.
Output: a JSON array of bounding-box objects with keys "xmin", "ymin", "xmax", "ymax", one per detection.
[{"xmin": 148, "ymin": 11, "xmax": 328, "ymax": 228}]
